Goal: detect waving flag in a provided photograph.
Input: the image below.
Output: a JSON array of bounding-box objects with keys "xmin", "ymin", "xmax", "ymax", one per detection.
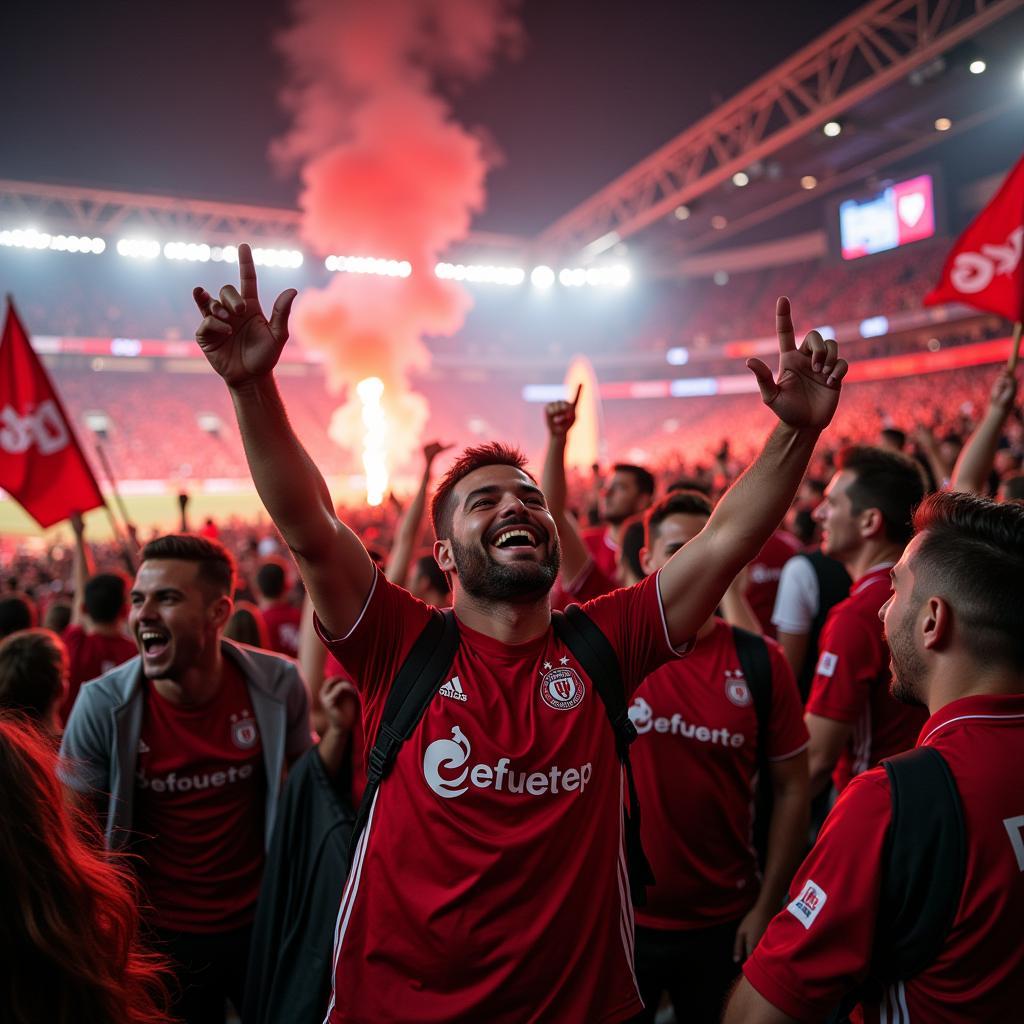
[
  {"xmin": 925, "ymin": 153, "xmax": 1024, "ymax": 322},
  {"xmin": 0, "ymin": 300, "xmax": 104, "ymax": 527}
]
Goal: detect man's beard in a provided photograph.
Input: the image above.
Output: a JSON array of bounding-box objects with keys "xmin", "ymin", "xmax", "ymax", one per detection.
[
  {"xmin": 451, "ymin": 533, "xmax": 561, "ymax": 603},
  {"xmin": 886, "ymin": 606, "xmax": 927, "ymax": 707}
]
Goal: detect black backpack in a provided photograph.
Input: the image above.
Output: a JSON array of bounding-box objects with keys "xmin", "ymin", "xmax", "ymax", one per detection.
[
  {"xmin": 347, "ymin": 604, "xmax": 655, "ymax": 905},
  {"xmin": 830, "ymin": 745, "xmax": 966, "ymax": 1021}
]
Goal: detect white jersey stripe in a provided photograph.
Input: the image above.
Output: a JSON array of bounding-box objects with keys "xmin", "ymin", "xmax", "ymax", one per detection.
[
  {"xmin": 323, "ymin": 787, "xmax": 380, "ymax": 1022},
  {"xmin": 616, "ymin": 770, "xmax": 639, "ymax": 993},
  {"xmin": 921, "ymin": 712, "xmax": 1024, "ymax": 747},
  {"xmin": 897, "ymin": 979, "xmax": 911, "ymax": 1022}
]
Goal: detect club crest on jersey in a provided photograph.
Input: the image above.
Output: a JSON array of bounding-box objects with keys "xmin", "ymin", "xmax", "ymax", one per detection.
[
  {"xmin": 540, "ymin": 662, "xmax": 585, "ymax": 711},
  {"xmin": 724, "ymin": 669, "xmax": 751, "ymax": 707},
  {"xmin": 230, "ymin": 712, "xmax": 259, "ymax": 750}
]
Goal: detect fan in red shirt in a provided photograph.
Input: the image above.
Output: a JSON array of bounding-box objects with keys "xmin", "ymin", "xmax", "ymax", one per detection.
[
  {"xmin": 623, "ymin": 490, "xmax": 809, "ymax": 1024},
  {"xmin": 805, "ymin": 446, "xmax": 928, "ymax": 797},
  {"xmin": 745, "ymin": 529, "xmax": 802, "ymax": 637},
  {"xmin": 725, "ymin": 491, "xmax": 1024, "ymax": 1024},
  {"xmin": 61, "ymin": 512, "xmax": 136, "ymax": 723},
  {"xmin": 255, "ymin": 557, "xmax": 302, "ymax": 656},
  {"xmin": 193, "ymin": 248, "xmax": 849, "ymax": 1022}
]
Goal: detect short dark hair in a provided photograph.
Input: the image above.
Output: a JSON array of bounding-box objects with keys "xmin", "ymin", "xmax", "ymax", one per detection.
[
  {"xmin": 0, "ymin": 594, "xmax": 36, "ymax": 639},
  {"xmin": 255, "ymin": 559, "xmax": 287, "ymax": 600},
  {"xmin": 414, "ymin": 554, "xmax": 451, "ymax": 595},
  {"xmin": 140, "ymin": 534, "xmax": 236, "ymax": 597},
  {"xmin": 430, "ymin": 443, "xmax": 534, "ymax": 540},
  {"xmin": 835, "ymin": 445, "xmax": 926, "ymax": 545},
  {"xmin": 0, "ymin": 629, "xmax": 66, "ymax": 723},
  {"xmin": 223, "ymin": 602, "xmax": 269, "ymax": 649},
  {"xmin": 613, "ymin": 463, "xmax": 656, "ymax": 498},
  {"xmin": 83, "ymin": 573, "xmax": 128, "ymax": 624},
  {"xmin": 620, "ymin": 519, "xmax": 647, "ymax": 582},
  {"xmin": 667, "ymin": 477, "xmax": 712, "ymax": 496},
  {"xmin": 880, "ymin": 427, "xmax": 906, "ymax": 450},
  {"xmin": 645, "ymin": 490, "xmax": 713, "ymax": 547},
  {"xmin": 911, "ymin": 491, "xmax": 1024, "ymax": 668}
]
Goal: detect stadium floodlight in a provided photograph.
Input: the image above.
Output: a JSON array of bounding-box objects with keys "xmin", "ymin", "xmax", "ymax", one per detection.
[
  {"xmin": 732, "ymin": 171, "xmax": 750, "ymax": 187},
  {"xmin": 800, "ymin": 175, "xmax": 818, "ymax": 190},
  {"xmin": 860, "ymin": 315, "xmax": 889, "ymax": 339},
  {"xmin": 673, "ymin": 205, "xmax": 691, "ymax": 221},
  {"xmin": 934, "ymin": 117, "xmax": 952, "ymax": 132},
  {"xmin": 327, "ymin": 255, "xmax": 412, "ymax": 278},
  {"xmin": 557, "ymin": 264, "xmax": 630, "ymax": 288},
  {"xmin": 211, "ymin": 245, "xmax": 238, "ymax": 263},
  {"xmin": 434, "ymin": 262, "xmax": 524, "ymax": 286},
  {"xmin": 163, "ymin": 241, "xmax": 213, "ymax": 262},
  {"xmin": 666, "ymin": 347, "xmax": 689, "ymax": 366},
  {"xmin": 969, "ymin": 59, "xmax": 986, "ymax": 74},
  {"xmin": 530, "ymin": 265, "xmax": 555, "ymax": 290},
  {"xmin": 251, "ymin": 247, "xmax": 303, "ymax": 269},
  {"xmin": 0, "ymin": 228, "xmax": 106, "ymax": 254},
  {"xmin": 823, "ymin": 120, "xmax": 842, "ymax": 137},
  {"xmin": 116, "ymin": 238, "xmax": 161, "ymax": 260}
]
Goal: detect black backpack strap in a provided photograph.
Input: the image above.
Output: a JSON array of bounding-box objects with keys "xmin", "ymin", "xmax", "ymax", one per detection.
[
  {"xmin": 552, "ymin": 604, "xmax": 655, "ymax": 906},
  {"xmin": 731, "ymin": 626, "xmax": 774, "ymax": 869},
  {"xmin": 833, "ymin": 746, "xmax": 966, "ymax": 1020},
  {"xmin": 346, "ymin": 608, "xmax": 460, "ymax": 871},
  {"xmin": 876, "ymin": 746, "xmax": 966, "ymax": 978}
]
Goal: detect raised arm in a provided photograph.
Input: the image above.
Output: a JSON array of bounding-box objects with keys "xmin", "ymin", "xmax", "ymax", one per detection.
[
  {"xmin": 385, "ymin": 441, "xmax": 451, "ymax": 585},
  {"xmin": 69, "ymin": 511, "xmax": 95, "ymax": 628},
  {"xmin": 658, "ymin": 298, "xmax": 847, "ymax": 647},
  {"xmin": 951, "ymin": 368, "xmax": 1018, "ymax": 494},
  {"xmin": 541, "ymin": 386, "xmax": 591, "ymax": 585},
  {"xmin": 193, "ymin": 244, "xmax": 374, "ymax": 637}
]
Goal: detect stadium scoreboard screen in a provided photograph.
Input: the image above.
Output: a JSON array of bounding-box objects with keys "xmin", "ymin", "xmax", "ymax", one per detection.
[{"xmin": 838, "ymin": 173, "xmax": 936, "ymax": 260}]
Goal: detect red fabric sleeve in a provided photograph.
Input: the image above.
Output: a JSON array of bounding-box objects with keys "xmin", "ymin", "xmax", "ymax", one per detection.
[
  {"xmin": 580, "ymin": 570, "xmax": 691, "ymax": 696},
  {"xmin": 805, "ymin": 608, "xmax": 877, "ymax": 724},
  {"xmin": 743, "ymin": 770, "xmax": 892, "ymax": 1020}
]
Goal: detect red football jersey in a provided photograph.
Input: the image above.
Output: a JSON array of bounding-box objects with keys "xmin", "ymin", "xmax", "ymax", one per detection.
[
  {"xmin": 581, "ymin": 525, "xmax": 620, "ymax": 580},
  {"xmin": 805, "ymin": 565, "xmax": 926, "ymax": 792},
  {"xmin": 630, "ymin": 620, "xmax": 808, "ymax": 930},
  {"xmin": 133, "ymin": 660, "xmax": 266, "ymax": 932},
  {"xmin": 745, "ymin": 530, "xmax": 802, "ymax": 638},
  {"xmin": 262, "ymin": 602, "xmax": 302, "ymax": 657},
  {"xmin": 60, "ymin": 624, "xmax": 137, "ymax": 723},
  {"xmin": 316, "ymin": 569, "xmax": 688, "ymax": 1023},
  {"xmin": 744, "ymin": 693, "xmax": 1024, "ymax": 1022}
]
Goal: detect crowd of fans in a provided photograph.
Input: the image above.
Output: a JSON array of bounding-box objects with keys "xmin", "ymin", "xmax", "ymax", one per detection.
[{"xmin": 1, "ymin": 238, "xmax": 1022, "ymax": 1024}]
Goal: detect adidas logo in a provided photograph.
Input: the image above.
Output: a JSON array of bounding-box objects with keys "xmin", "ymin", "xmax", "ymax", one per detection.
[{"xmin": 439, "ymin": 676, "xmax": 468, "ymax": 703}]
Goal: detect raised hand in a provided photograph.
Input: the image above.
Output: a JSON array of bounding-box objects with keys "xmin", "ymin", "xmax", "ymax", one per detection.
[
  {"xmin": 745, "ymin": 297, "xmax": 848, "ymax": 431},
  {"xmin": 423, "ymin": 441, "xmax": 454, "ymax": 465},
  {"xmin": 321, "ymin": 677, "xmax": 360, "ymax": 736},
  {"xmin": 545, "ymin": 383, "xmax": 583, "ymax": 437},
  {"xmin": 988, "ymin": 369, "xmax": 1018, "ymax": 415},
  {"xmin": 193, "ymin": 243, "xmax": 297, "ymax": 388}
]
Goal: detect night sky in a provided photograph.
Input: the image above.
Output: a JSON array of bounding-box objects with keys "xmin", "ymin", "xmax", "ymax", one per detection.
[{"xmin": 4, "ymin": 0, "xmax": 867, "ymax": 234}]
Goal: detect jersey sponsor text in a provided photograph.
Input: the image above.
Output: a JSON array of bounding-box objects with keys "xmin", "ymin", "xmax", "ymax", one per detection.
[{"xmin": 629, "ymin": 697, "xmax": 747, "ymax": 748}]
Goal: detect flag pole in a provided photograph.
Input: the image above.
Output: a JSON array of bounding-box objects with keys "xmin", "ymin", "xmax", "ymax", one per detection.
[
  {"xmin": 94, "ymin": 442, "xmax": 138, "ymax": 554},
  {"xmin": 1008, "ymin": 321, "xmax": 1023, "ymax": 373}
]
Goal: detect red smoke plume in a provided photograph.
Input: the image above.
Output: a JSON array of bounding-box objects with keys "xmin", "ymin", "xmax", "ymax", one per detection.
[{"xmin": 273, "ymin": 0, "xmax": 522, "ymax": 495}]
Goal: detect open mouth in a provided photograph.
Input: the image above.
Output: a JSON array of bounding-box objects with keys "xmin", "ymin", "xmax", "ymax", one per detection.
[
  {"xmin": 489, "ymin": 526, "xmax": 542, "ymax": 552},
  {"xmin": 139, "ymin": 630, "xmax": 170, "ymax": 659}
]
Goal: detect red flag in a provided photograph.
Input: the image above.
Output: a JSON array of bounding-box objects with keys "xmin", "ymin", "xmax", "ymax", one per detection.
[
  {"xmin": 925, "ymin": 153, "xmax": 1024, "ymax": 322},
  {"xmin": 0, "ymin": 301, "xmax": 105, "ymax": 527}
]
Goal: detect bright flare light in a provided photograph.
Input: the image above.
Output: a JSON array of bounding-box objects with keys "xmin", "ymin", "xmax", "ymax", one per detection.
[
  {"xmin": 558, "ymin": 264, "xmax": 631, "ymax": 288},
  {"xmin": 251, "ymin": 247, "xmax": 303, "ymax": 269},
  {"xmin": 823, "ymin": 120, "xmax": 842, "ymax": 137},
  {"xmin": 969, "ymin": 59, "xmax": 986, "ymax": 74},
  {"xmin": 0, "ymin": 228, "xmax": 106, "ymax": 254},
  {"xmin": 356, "ymin": 376, "xmax": 389, "ymax": 507},
  {"xmin": 326, "ymin": 255, "xmax": 412, "ymax": 278},
  {"xmin": 435, "ymin": 262, "xmax": 525, "ymax": 285},
  {"xmin": 116, "ymin": 238, "xmax": 161, "ymax": 259},
  {"xmin": 934, "ymin": 117, "xmax": 952, "ymax": 131},
  {"xmin": 800, "ymin": 175, "xmax": 818, "ymax": 190},
  {"xmin": 530, "ymin": 265, "xmax": 556, "ymax": 289},
  {"xmin": 732, "ymin": 171, "xmax": 750, "ymax": 187}
]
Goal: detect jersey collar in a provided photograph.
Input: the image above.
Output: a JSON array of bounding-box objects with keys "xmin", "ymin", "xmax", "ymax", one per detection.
[{"xmin": 919, "ymin": 692, "xmax": 1024, "ymax": 747}]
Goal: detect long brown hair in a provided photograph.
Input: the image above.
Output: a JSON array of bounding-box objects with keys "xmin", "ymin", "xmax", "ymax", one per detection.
[{"xmin": 0, "ymin": 715, "xmax": 170, "ymax": 1024}]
